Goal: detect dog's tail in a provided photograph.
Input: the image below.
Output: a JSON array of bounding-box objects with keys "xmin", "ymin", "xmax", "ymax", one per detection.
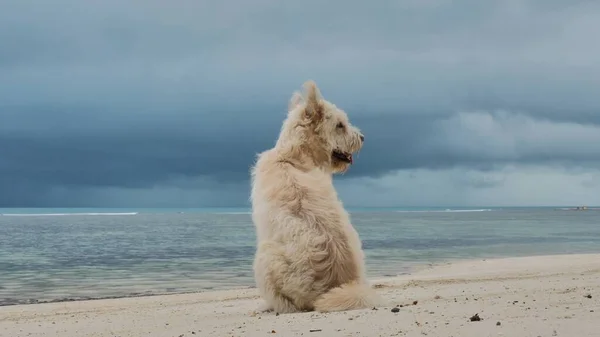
[{"xmin": 313, "ymin": 281, "xmax": 383, "ymax": 312}]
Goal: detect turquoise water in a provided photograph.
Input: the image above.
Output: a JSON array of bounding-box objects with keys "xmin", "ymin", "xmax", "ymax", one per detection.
[{"xmin": 1, "ymin": 207, "xmax": 599, "ymax": 305}]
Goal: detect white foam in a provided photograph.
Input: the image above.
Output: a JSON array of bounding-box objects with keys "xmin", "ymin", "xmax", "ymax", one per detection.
[
  {"xmin": 395, "ymin": 209, "xmax": 493, "ymax": 213},
  {"xmin": 0, "ymin": 212, "xmax": 139, "ymax": 217}
]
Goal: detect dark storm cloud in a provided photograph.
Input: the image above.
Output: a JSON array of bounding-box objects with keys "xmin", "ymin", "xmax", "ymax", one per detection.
[{"xmin": 2, "ymin": 0, "xmax": 600, "ymax": 206}]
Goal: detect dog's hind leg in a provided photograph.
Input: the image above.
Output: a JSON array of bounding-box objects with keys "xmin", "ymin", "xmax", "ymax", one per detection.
[{"xmin": 253, "ymin": 242, "xmax": 300, "ymax": 313}]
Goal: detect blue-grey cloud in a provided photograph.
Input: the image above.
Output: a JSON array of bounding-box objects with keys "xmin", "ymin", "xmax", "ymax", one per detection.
[{"xmin": 2, "ymin": 0, "xmax": 600, "ymax": 206}]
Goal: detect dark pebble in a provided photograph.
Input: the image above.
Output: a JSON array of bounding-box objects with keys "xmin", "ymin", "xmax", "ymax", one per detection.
[
  {"xmin": 391, "ymin": 307, "xmax": 400, "ymax": 313},
  {"xmin": 585, "ymin": 294, "xmax": 592, "ymax": 299},
  {"xmin": 496, "ymin": 321, "xmax": 501, "ymax": 326},
  {"xmin": 469, "ymin": 313, "xmax": 482, "ymax": 322},
  {"xmin": 413, "ymin": 301, "xmax": 418, "ymax": 305},
  {"xmin": 309, "ymin": 329, "xmax": 322, "ymax": 332}
]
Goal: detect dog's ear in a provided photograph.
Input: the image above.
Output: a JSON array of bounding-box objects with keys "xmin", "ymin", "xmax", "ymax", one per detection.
[
  {"xmin": 302, "ymin": 80, "xmax": 323, "ymax": 123},
  {"xmin": 288, "ymin": 91, "xmax": 303, "ymax": 111}
]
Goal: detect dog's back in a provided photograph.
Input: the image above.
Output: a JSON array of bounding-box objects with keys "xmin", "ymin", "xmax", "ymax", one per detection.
[{"xmin": 251, "ymin": 148, "xmax": 344, "ymax": 243}]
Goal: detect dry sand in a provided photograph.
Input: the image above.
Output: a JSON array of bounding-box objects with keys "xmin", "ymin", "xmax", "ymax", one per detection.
[{"xmin": 1, "ymin": 254, "xmax": 599, "ymax": 337}]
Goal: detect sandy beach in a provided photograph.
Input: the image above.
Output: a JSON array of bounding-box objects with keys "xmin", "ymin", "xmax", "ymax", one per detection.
[{"xmin": 1, "ymin": 254, "xmax": 598, "ymax": 337}]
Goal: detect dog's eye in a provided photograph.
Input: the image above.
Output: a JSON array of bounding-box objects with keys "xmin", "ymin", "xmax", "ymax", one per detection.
[{"xmin": 336, "ymin": 122, "xmax": 345, "ymax": 129}]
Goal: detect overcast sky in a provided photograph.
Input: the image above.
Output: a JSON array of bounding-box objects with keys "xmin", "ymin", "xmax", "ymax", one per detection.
[{"xmin": 2, "ymin": 0, "xmax": 600, "ymax": 207}]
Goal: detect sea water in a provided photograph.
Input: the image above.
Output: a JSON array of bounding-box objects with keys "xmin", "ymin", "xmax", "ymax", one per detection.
[{"xmin": 1, "ymin": 207, "xmax": 599, "ymax": 305}]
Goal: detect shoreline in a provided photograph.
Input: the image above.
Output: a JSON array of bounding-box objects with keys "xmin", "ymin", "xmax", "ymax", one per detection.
[
  {"xmin": 0, "ymin": 252, "xmax": 596, "ymax": 308},
  {"xmin": 1, "ymin": 253, "xmax": 599, "ymax": 336}
]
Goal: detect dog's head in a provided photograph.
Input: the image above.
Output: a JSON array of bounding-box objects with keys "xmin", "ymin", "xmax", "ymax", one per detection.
[{"xmin": 276, "ymin": 80, "xmax": 364, "ymax": 173}]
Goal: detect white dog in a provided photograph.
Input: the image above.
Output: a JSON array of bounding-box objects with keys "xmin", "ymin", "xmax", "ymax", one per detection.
[{"xmin": 250, "ymin": 80, "xmax": 382, "ymax": 313}]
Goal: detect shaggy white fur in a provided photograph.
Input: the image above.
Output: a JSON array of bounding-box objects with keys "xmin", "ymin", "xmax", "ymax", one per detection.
[{"xmin": 250, "ymin": 80, "xmax": 383, "ymax": 313}]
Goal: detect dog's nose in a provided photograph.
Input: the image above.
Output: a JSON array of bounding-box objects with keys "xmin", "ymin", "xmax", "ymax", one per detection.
[{"xmin": 360, "ymin": 134, "xmax": 365, "ymax": 142}]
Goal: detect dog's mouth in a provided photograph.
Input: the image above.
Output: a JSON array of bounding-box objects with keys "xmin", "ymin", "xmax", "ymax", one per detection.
[{"xmin": 332, "ymin": 150, "xmax": 353, "ymax": 164}]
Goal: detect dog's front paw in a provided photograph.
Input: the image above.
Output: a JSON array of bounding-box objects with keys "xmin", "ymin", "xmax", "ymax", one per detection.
[{"xmin": 258, "ymin": 302, "xmax": 274, "ymax": 313}]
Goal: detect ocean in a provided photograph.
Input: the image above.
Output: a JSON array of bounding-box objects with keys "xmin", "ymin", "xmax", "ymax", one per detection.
[{"xmin": 1, "ymin": 207, "xmax": 599, "ymax": 306}]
